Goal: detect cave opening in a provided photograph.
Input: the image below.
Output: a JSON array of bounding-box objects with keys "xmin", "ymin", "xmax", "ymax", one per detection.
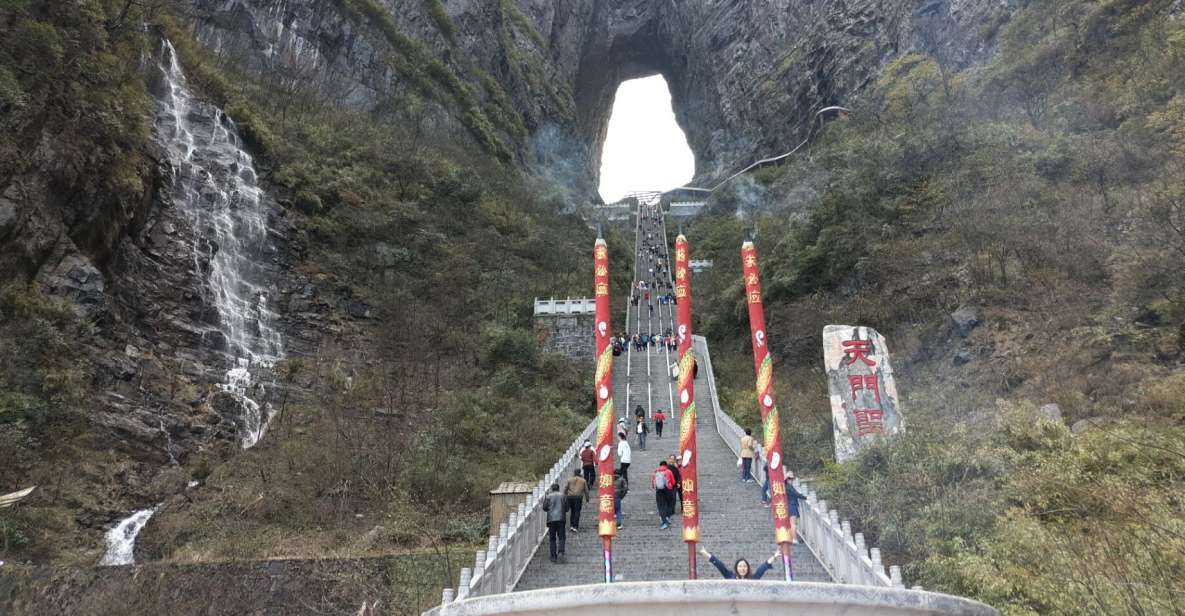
[{"xmin": 597, "ymin": 75, "xmax": 695, "ymax": 204}]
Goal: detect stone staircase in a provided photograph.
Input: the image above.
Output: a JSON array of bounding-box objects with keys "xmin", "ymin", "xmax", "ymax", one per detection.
[{"xmin": 515, "ymin": 207, "xmax": 830, "ymax": 590}]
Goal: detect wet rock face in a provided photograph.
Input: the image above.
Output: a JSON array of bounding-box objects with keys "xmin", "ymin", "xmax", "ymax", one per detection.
[{"xmin": 188, "ymin": 0, "xmax": 1010, "ymax": 195}]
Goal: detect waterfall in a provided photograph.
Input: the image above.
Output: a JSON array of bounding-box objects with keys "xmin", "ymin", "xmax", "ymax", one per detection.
[
  {"xmin": 99, "ymin": 507, "xmax": 158, "ymax": 566},
  {"xmin": 151, "ymin": 39, "xmax": 284, "ymax": 449}
]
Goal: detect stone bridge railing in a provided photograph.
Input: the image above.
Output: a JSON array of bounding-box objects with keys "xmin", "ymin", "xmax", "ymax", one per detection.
[
  {"xmin": 694, "ymin": 335, "xmax": 906, "ymax": 589},
  {"xmin": 534, "ymin": 297, "xmax": 597, "ymax": 316},
  {"xmin": 434, "ymin": 419, "xmax": 598, "ymax": 607}
]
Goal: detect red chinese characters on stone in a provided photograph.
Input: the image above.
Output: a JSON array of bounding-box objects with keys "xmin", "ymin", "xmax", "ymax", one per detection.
[
  {"xmin": 844, "ymin": 339, "xmax": 884, "ymax": 437},
  {"xmin": 842, "ymin": 339, "xmax": 876, "ymax": 367},
  {"xmin": 853, "ymin": 408, "xmax": 885, "ymax": 437},
  {"xmin": 848, "ymin": 375, "xmax": 880, "ymax": 404}
]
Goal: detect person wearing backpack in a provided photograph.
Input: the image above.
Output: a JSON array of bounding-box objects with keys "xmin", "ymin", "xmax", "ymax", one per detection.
[{"xmin": 652, "ymin": 461, "xmax": 676, "ymax": 529}]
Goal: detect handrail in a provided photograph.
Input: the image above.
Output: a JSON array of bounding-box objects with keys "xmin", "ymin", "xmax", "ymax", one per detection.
[
  {"xmin": 434, "ymin": 418, "xmax": 599, "ymax": 607},
  {"xmin": 664, "ymin": 106, "xmax": 851, "ymax": 198},
  {"xmin": 693, "ymin": 334, "xmax": 904, "ymax": 589},
  {"xmin": 534, "ymin": 297, "xmax": 597, "ymax": 316}
]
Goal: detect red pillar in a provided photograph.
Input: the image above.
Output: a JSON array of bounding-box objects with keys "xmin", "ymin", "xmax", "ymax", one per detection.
[
  {"xmin": 673, "ymin": 234, "xmax": 701, "ymax": 578},
  {"xmin": 741, "ymin": 240, "xmax": 795, "ymax": 581},
  {"xmin": 592, "ymin": 237, "xmax": 617, "ymax": 582}
]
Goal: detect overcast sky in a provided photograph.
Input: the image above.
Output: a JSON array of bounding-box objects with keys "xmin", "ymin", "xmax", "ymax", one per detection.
[{"xmin": 598, "ymin": 76, "xmax": 695, "ymax": 203}]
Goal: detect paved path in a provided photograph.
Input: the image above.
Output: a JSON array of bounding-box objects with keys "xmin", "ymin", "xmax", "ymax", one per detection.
[{"xmin": 516, "ymin": 205, "xmax": 830, "ymax": 589}]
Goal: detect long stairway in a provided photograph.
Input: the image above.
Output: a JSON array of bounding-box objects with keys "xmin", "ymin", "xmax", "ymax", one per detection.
[{"xmin": 516, "ymin": 204, "xmax": 831, "ymax": 589}]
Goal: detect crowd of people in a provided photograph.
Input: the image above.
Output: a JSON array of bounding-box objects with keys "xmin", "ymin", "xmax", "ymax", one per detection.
[
  {"xmin": 535, "ymin": 205, "xmax": 805, "ymax": 574},
  {"xmin": 610, "ymin": 331, "xmax": 678, "ymax": 355},
  {"xmin": 539, "ymin": 423, "xmax": 805, "ymax": 575}
]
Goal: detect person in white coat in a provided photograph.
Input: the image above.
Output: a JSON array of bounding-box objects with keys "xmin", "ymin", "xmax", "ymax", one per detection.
[{"xmin": 617, "ymin": 431, "xmax": 632, "ymax": 482}]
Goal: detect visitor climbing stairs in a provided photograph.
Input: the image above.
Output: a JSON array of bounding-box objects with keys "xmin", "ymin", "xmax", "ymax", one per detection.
[
  {"xmin": 516, "ymin": 206, "xmax": 828, "ymax": 586},
  {"xmin": 429, "ymin": 202, "xmax": 916, "ymax": 611}
]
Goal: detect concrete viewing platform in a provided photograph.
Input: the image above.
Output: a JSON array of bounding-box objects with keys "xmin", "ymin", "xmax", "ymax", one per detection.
[{"xmin": 427, "ymin": 580, "xmax": 998, "ymax": 616}]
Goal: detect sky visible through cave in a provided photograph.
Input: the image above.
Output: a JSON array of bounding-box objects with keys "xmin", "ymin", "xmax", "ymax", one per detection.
[{"xmin": 598, "ymin": 75, "xmax": 695, "ymax": 203}]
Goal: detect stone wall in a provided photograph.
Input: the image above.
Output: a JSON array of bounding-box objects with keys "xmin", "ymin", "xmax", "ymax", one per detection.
[{"xmin": 534, "ymin": 314, "xmax": 595, "ymax": 362}]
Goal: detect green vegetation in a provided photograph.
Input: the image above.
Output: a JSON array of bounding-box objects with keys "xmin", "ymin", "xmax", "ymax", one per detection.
[
  {"xmin": 423, "ymin": 0, "xmax": 456, "ymax": 43},
  {"xmin": 0, "ymin": 287, "xmax": 85, "ymax": 429},
  {"xmin": 0, "ymin": 0, "xmax": 590, "ymax": 567},
  {"xmin": 332, "ymin": 0, "xmax": 513, "ymax": 160},
  {"xmin": 0, "ymin": 0, "xmax": 151, "ymax": 211},
  {"xmin": 690, "ymin": 1, "xmax": 1185, "ymax": 612}
]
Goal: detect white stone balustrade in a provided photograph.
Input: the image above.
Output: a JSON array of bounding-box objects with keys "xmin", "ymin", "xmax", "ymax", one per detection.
[
  {"xmin": 533, "ymin": 297, "xmax": 597, "ymax": 316},
  {"xmin": 437, "ymin": 418, "xmax": 599, "ymax": 606},
  {"xmin": 694, "ymin": 335, "xmax": 904, "ymax": 589}
]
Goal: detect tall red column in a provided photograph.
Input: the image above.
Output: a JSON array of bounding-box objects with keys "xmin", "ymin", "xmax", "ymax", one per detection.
[
  {"xmin": 741, "ymin": 240, "xmax": 795, "ymax": 581},
  {"xmin": 673, "ymin": 234, "xmax": 701, "ymax": 578},
  {"xmin": 592, "ymin": 237, "xmax": 617, "ymax": 582}
]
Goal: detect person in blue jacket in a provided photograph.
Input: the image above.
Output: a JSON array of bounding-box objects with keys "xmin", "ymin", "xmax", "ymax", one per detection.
[{"xmin": 698, "ymin": 546, "xmax": 780, "ymax": 579}]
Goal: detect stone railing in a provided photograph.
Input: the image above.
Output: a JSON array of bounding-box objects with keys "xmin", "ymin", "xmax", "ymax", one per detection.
[
  {"xmin": 425, "ymin": 580, "xmax": 998, "ymax": 616},
  {"xmin": 693, "ymin": 335, "xmax": 905, "ymax": 589},
  {"xmin": 434, "ymin": 419, "xmax": 599, "ymax": 607},
  {"xmin": 534, "ymin": 297, "xmax": 597, "ymax": 316}
]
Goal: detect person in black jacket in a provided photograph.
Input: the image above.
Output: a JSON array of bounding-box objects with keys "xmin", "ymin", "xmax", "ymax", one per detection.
[
  {"xmin": 542, "ymin": 483, "xmax": 567, "ymax": 562},
  {"xmin": 698, "ymin": 546, "xmax": 780, "ymax": 579},
  {"xmin": 667, "ymin": 453, "xmax": 683, "ymax": 512}
]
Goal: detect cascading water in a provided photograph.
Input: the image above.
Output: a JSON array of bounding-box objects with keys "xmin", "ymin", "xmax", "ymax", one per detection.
[
  {"xmin": 99, "ymin": 506, "xmax": 158, "ymax": 566},
  {"xmin": 152, "ymin": 38, "xmax": 284, "ymax": 449}
]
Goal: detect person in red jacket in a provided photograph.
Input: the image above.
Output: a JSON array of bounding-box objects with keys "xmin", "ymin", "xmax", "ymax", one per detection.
[
  {"xmin": 652, "ymin": 461, "xmax": 677, "ymax": 529},
  {"xmin": 579, "ymin": 440, "xmax": 595, "ymax": 487},
  {"xmin": 653, "ymin": 409, "xmax": 666, "ymax": 438}
]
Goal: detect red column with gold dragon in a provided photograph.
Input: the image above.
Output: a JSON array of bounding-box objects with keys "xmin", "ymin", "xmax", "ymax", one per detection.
[
  {"xmin": 592, "ymin": 235, "xmax": 617, "ymax": 582},
  {"xmin": 673, "ymin": 233, "xmax": 702, "ymax": 578},
  {"xmin": 741, "ymin": 239, "xmax": 795, "ymax": 581}
]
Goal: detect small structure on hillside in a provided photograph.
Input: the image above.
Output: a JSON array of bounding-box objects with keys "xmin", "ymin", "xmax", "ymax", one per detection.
[
  {"xmin": 489, "ymin": 482, "xmax": 534, "ymax": 535},
  {"xmin": 534, "ymin": 297, "xmax": 596, "ymax": 362},
  {"xmin": 668, "ymin": 201, "xmax": 706, "ymax": 218},
  {"xmin": 822, "ymin": 325, "xmax": 905, "ymax": 462}
]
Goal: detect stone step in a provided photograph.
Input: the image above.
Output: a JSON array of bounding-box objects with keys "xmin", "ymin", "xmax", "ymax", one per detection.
[{"xmin": 515, "ymin": 210, "xmax": 831, "ymax": 592}]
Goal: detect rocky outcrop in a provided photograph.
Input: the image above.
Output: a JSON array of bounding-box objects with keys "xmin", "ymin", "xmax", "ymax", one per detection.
[{"xmin": 187, "ymin": 0, "xmax": 1013, "ymax": 198}]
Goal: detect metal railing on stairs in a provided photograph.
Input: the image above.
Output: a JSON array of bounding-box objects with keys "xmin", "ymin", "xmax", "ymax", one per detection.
[{"xmin": 694, "ymin": 335, "xmax": 906, "ymax": 589}]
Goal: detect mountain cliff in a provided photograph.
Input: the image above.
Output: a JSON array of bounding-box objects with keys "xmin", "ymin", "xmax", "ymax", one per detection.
[{"xmin": 188, "ymin": 0, "xmax": 1010, "ymax": 190}]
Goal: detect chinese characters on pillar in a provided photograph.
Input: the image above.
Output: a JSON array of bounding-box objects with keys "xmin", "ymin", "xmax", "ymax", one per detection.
[{"xmin": 823, "ymin": 325, "xmax": 905, "ymax": 462}]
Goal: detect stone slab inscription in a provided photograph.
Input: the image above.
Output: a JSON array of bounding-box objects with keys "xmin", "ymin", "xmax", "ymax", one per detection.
[{"xmin": 823, "ymin": 325, "xmax": 904, "ymax": 462}]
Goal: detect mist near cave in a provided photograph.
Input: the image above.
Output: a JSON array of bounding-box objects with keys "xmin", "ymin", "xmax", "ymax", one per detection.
[{"xmin": 598, "ymin": 75, "xmax": 695, "ymax": 203}]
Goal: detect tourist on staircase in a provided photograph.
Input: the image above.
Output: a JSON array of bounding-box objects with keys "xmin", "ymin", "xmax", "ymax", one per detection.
[
  {"xmin": 739, "ymin": 428, "xmax": 756, "ymax": 483},
  {"xmin": 653, "ymin": 409, "xmax": 666, "ymax": 438},
  {"xmin": 580, "ymin": 441, "xmax": 596, "ymax": 487},
  {"xmin": 565, "ymin": 469, "xmax": 589, "ymax": 533},
  {"xmin": 652, "ymin": 461, "xmax": 676, "ymax": 530},
  {"xmin": 635, "ymin": 416, "xmax": 649, "ymax": 451},
  {"xmin": 617, "ymin": 432, "xmax": 632, "ymax": 482},
  {"xmin": 542, "ymin": 483, "xmax": 567, "ymax": 563},
  {"xmin": 613, "ymin": 469, "xmax": 628, "ymax": 529},
  {"xmin": 667, "ymin": 453, "xmax": 682, "ymax": 512},
  {"xmin": 698, "ymin": 546, "xmax": 781, "ymax": 580},
  {"xmin": 784, "ymin": 467, "xmax": 807, "ymax": 543}
]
